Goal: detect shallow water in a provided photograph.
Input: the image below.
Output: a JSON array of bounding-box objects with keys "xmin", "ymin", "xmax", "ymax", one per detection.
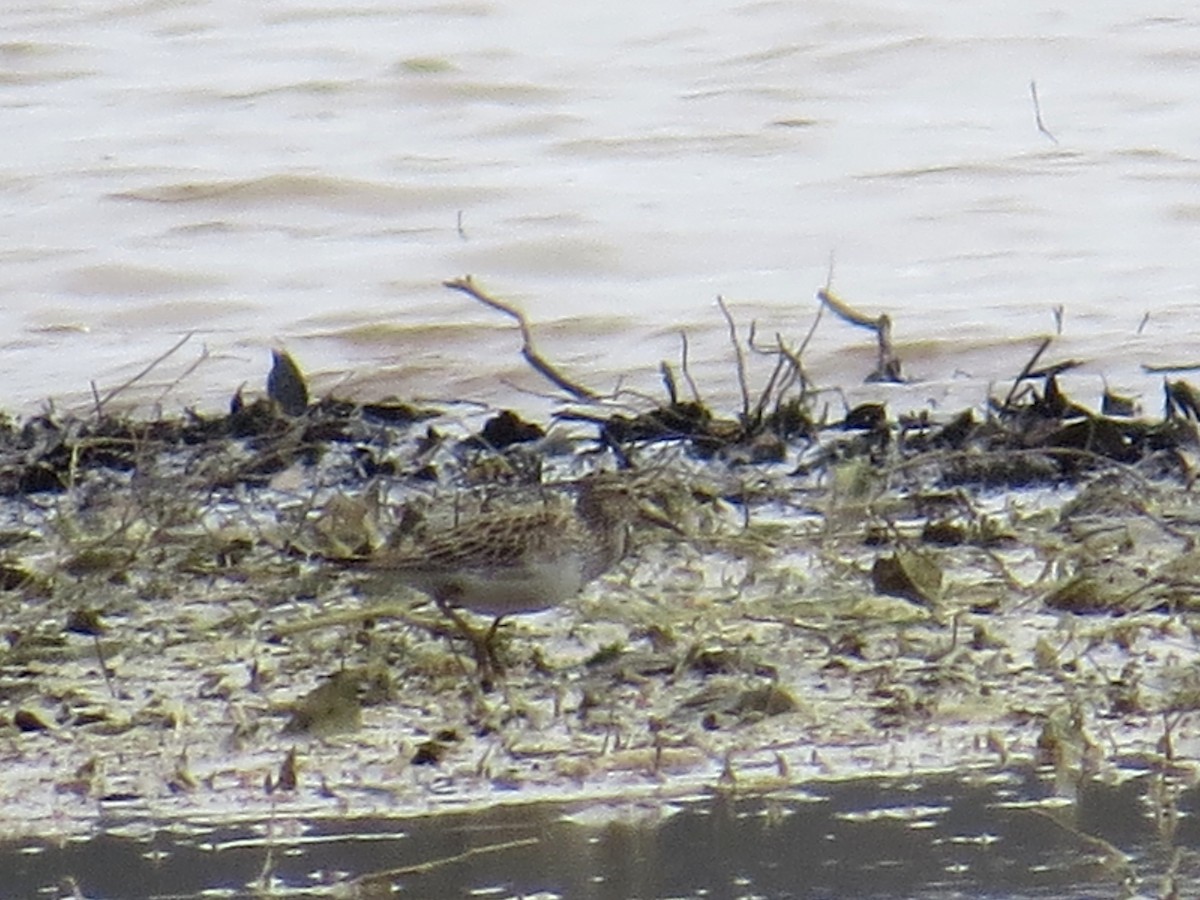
[
  {"xmin": 8, "ymin": 768, "xmax": 1197, "ymax": 899},
  {"xmin": 4, "ymin": 3, "xmax": 1200, "ymax": 416}
]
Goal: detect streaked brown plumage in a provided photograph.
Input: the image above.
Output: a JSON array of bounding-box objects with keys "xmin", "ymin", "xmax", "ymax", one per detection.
[{"xmin": 343, "ymin": 475, "xmax": 655, "ymax": 682}]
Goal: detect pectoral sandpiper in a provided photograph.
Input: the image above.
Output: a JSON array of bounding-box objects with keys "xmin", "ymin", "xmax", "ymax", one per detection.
[{"xmin": 340, "ymin": 473, "xmax": 672, "ymax": 684}]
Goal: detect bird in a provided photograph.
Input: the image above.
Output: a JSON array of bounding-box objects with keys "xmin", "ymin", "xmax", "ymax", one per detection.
[{"xmin": 334, "ymin": 473, "xmax": 675, "ymax": 685}]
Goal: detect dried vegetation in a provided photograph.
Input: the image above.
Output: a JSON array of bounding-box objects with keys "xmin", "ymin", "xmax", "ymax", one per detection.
[{"xmin": 2, "ymin": 278, "xmax": 1200, "ymax": 862}]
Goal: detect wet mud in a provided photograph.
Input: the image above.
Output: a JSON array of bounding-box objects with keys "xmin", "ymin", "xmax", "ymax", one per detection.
[{"xmin": 3, "ymin": 324, "xmax": 1200, "ymax": 897}]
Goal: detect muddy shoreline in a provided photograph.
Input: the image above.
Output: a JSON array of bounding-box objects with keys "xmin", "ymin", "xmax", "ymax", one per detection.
[{"xmin": 2, "ymin": 323, "xmax": 1200, "ymax": 895}]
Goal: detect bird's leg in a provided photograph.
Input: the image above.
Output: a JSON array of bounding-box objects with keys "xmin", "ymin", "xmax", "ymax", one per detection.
[
  {"xmin": 465, "ymin": 616, "xmax": 509, "ymax": 692},
  {"xmin": 482, "ymin": 615, "xmax": 508, "ymax": 676},
  {"xmin": 435, "ymin": 598, "xmax": 502, "ymax": 690}
]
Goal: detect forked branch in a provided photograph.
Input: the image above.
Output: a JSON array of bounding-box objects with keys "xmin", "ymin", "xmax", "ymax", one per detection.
[
  {"xmin": 443, "ymin": 276, "xmax": 600, "ymax": 402},
  {"xmin": 817, "ymin": 288, "xmax": 901, "ymax": 382}
]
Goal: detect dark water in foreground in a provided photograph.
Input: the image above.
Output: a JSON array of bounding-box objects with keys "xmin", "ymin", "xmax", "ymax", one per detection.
[{"xmin": 8, "ymin": 767, "xmax": 1198, "ymax": 899}]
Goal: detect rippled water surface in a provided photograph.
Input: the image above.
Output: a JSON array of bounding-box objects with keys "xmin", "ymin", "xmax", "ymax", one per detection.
[
  {"xmin": 5, "ymin": 2, "xmax": 1200, "ymax": 415},
  {"xmin": 8, "ymin": 769, "xmax": 1200, "ymax": 898}
]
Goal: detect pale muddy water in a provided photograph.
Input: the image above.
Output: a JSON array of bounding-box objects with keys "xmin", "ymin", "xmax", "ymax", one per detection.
[
  {"xmin": 4, "ymin": 3, "xmax": 1200, "ymax": 417},
  {"xmin": 7, "ymin": 769, "xmax": 1199, "ymax": 898}
]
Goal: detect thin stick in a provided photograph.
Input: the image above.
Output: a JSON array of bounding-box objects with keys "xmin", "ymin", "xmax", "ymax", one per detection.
[
  {"xmin": 267, "ymin": 603, "xmax": 431, "ymax": 638},
  {"xmin": 89, "ymin": 381, "xmax": 103, "ymax": 420},
  {"xmin": 753, "ymin": 354, "xmax": 788, "ymax": 422},
  {"xmin": 94, "ymin": 332, "xmax": 195, "ymax": 415},
  {"xmin": 1030, "ymin": 80, "xmax": 1058, "ymax": 144},
  {"xmin": 443, "ymin": 276, "xmax": 599, "ymax": 401},
  {"xmin": 679, "ymin": 331, "xmax": 702, "ymax": 403},
  {"xmin": 817, "ymin": 288, "xmax": 899, "ymax": 381},
  {"xmin": 1143, "ymin": 362, "xmax": 1200, "ymax": 374},
  {"xmin": 93, "ymin": 634, "xmax": 117, "ymax": 699},
  {"xmin": 352, "ymin": 838, "xmax": 541, "ymax": 884},
  {"xmin": 716, "ymin": 295, "xmax": 750, "ymax": 419},
  {"xmin": 817, "ymin": 287, "xmax": 880, "ymax": 330},
  {"xmin": 156, "ymin": 343, "xmax": 211, "ymax": 406},
  {"xmin": 772, "ymin": 332, "xmax": 809, "ymax": 398},
  {"xmin": 739, "ymin": 323, "xmax": 788, "ymax": 422},
  {"xmin": 796, "ymin": 301, "xmax": 824, "ymax": 358},
  {"xmin": 746, "ymin": 325, "xmax": 806, "ymax": 399},
  {"xmin": 659, "ymin": 361, "xmax": 678, "ymax": 405},
  {"xmin": 1001, "ymin": 336, "xmax": 1052, "ymax": 409}
]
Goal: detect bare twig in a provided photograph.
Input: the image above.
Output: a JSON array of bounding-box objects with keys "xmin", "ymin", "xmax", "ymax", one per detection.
[
  {"xmin": 443, "ymin": 276, "xmax": 599, "ymax": 401},
  {"xmin": 737, "ymin": 322, "xmax": 812, "ymax": 420},
  {"xmin": 1001, "ymin": 336, "xmax": 1052, "ymax": 409},
  {"xmin": 750, "ymin": 353, "xmax": 787, "ymax": 424},
  {"xmin": 1030, "ymin": 80, "xmax": 1058, "ymax": 144},
  {"xmin": 817, "ymin": 288, "xmax": 901, "ymax": 382},
  {"xmin": 716, "ymin": 295, "xmax": 751, "ymax": 420},
  {"xmin": 659, "ymin": 361, "xmax": 678, "ymax": 405},
  {"xmin": 772, "ymin": 333, "xmax": 809, "ymax": 398},
  {"xmin": 157, "ymin": 343, "xmax": 211, "ymax": 406},
  {"xmin": 1144, "ymin": 362, "xmax": 1200, "ymax": 374},
  {"xmin": 269, "ymin": 603, "xmax": 431, "ymax": 638},
  {"xmin": 94, "ymin": 332, "xmax": 195, "ymax": 416},
  {"xmin": 679, "ymin": 331, "xmax": 702, "ymax": 403},
  {"xmin": 817, "ymin": 287, "xmax": 879, "ymax": 330},
  {"xmin": 92, "ymin": 633, "xmax": 117, "ymax": 698},
  {"xmin": 796, "ymin": 301, "xmax": 823, "ymax": 358},
  {"xmin": 358, "ymin": 837, "xmax": 542, "ymax": 883}
]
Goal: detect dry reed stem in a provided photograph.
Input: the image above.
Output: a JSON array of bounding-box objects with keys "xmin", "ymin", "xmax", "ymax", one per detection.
[{"xmin": 443, "ymin": 275, "xmax": 600, "ymax": 402}]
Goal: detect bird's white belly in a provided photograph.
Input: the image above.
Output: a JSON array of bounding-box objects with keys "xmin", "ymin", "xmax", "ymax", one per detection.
[{"xmin": 414, "ymin": 561, "xmax": 587, "ymax": 616}]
